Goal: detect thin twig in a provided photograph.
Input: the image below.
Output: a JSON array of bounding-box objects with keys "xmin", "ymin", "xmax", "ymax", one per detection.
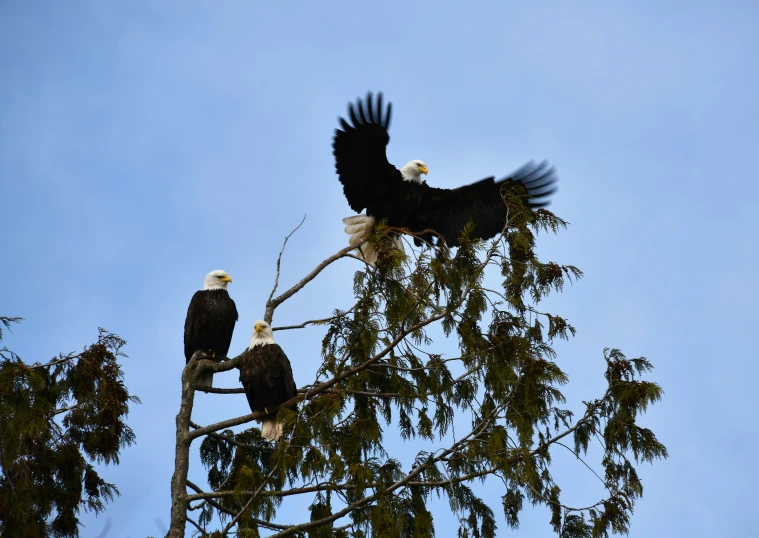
[
  {"xmin": 273, "ymin": 306, "xmax": 355, "ymax": 332},
  {"xmin": 28, "ymin": 353, "xmax": 80, "ymax": 369},
  {"xmin": 264, "ymin": 244, "xmax": 356, "ymax": 324},
  {"xmin": 186, "ymin": 480, "xmax": 288, "ymax": 529},
  {"xmin": 221, "ymin": 467, "xmax": 277, "ymax": 535},
  {"xmin": 51, "ymin": 404, "xmax": 79, "ymax": 417},
  {"xmin": 186, "ymin": 516, "xmax": 204, "ymax": 534},
  {"xmin": 267, "ymin": 215, "xmax": 308, "ymax": 306}
]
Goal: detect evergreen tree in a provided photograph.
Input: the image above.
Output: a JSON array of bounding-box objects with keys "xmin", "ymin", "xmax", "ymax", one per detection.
[
  {"xmin": 0, "ymin": 318, "xmax": 139, "ymax": 537},
  {"xmin": 169, "ymin": 195, "xmax": 667, "ymax": 537}
]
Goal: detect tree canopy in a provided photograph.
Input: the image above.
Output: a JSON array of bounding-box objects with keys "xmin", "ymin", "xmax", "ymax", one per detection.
[
  {"xmin": 0, "ymin": 319, "xmax": 139, "ymax": 538},
  {"xmin": 168, "ymin": 193, "xmax": 667, "ymax": 537}
]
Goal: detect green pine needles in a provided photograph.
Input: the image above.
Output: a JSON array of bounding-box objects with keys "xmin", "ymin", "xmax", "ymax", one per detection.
[
  {"xmin": 173, "ymin": 195, "xmax": 667, "ymax": 537},
  {"xmin": 0, "ymin": 322, "xmax": 139, "ymax": 537}
]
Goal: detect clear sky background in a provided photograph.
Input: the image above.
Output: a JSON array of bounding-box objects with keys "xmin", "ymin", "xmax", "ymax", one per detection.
[{"xmin": 1, "ymin": 1, "xmax": 757, "ymax": 536}]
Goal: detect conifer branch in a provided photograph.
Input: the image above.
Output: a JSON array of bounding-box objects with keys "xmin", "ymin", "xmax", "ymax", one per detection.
[
  {"xmin": 185, "ymin": 467, "xmax": 501, "ymax": 503},
  {"xmin": 220, "ymin": 467, "xmax": 277, "ymax": 535},
  {"xmin": 186, "ymin": 480, "xmax": 290, "ymax": 530},
  {"xmin": 265, "ymin": 405, "xmax": 506, "ymax": 536}
]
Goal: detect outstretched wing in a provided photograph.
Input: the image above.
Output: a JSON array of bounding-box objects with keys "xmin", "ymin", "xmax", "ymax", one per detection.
[
  {"xmin": 333, "ymin": 92, "xmax": 406, "ymax": 213},
  {"xmin": 411, "ymin": 160, "xmax": 558, "ymax": 245}
]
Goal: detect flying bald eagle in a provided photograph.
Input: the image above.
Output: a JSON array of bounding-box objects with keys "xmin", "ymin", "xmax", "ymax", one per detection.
[
  {"xmin": 334, "ymin": 92, "xmax": 558, "ymax": 264},
  {"xmin": 239, "ymin": 320, "xmax": 297, "ymax": 442},
  {"xmin": 184, "ymin": 270, "xmax": 238, "ymax": 388}
]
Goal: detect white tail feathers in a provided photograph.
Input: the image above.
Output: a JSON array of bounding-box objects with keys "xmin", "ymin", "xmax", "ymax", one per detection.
[
  {"xmin": 343, "ymin": 214, "xmax": 374, "ymax": 245},
  {"xmin": 261, "ymin": 417, "xmax": 284, "ymax": 442},
  {"xmin": 343, "ymin": 214, "xmax": 379, "ymax": 264},
  {"xmin": 341, "ymin": 214, "xmax": 407, "ymax": 265}
]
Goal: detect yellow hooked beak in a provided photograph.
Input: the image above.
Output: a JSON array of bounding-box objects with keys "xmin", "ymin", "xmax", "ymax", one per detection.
[
  {"xmin": 220, "ymin": 275, "xmax": 232, "ymax": 283},
  {"xmin": 420, "ymin": 165, "xmax": 429, "ymax": 175},
  {"xmin": 255, "ymin": 323, "xmax": 263, "ymax": 333}
]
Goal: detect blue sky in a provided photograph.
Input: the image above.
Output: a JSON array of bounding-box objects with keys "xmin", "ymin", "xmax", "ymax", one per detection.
[{"xmin": 1, "ymin": 1, "xmax": 757, "ymax": 536}]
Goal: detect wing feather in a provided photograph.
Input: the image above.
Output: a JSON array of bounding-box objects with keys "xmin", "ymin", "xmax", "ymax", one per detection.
[
  {"xmin": 409, "ymin": 160, "xmax": 558, "ymax": 245},
  {"xmin": 333, "ymin": 92, "xmax": 405, "ymax": 213}
]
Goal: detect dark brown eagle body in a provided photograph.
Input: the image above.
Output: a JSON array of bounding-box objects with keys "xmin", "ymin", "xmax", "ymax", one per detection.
[
  {"xmin": 184, "ymin": 272, "xmax": 238, "ymax": 388},
  {"xmin": 239, "ymin": 334, "xmax": 297, "ymax": 441}
]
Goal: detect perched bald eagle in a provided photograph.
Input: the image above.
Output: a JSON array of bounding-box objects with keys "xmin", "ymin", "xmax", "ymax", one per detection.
[
  {"xmin": 334, "ymin": 92, "xmax": 558, "ymax": 264},
  {"xmin": 184, "ymin": 270, "xmax": 238, "ymax": 388},
  {"xmin": 239, "ymin": 320, "xmax": 297, "ymax": 442}
]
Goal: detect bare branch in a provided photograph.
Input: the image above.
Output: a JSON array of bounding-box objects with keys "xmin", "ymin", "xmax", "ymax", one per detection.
[
  {"xmin": 273, "ymin": 306, "xmax": 355, "ymax": 332},
  {"xmin": 189, "ymin": 421, "xmax": 272, "ymax": 452},
  {"xmin": 186, "ymin": 480, "xmax": 237, "ymax": 518},
  {"xmin": 186, "ymin": 516, "xmax": 204, "ymax": 534},
  {"xmin": 28, "ymin": 353, "xmax": 81, "ymax": 370},
  {"xmin": 266, "ymin": 215, "xmax": 308, "ymax": 307},
  {"xmin": 51, "ymin": 405, "xmax": 79, "ymax": 417},
  {"xmin": 264, "ymin": 244, "xmax": 356, "ymax": 324},
  {"xmin": 195, "ymin": 386, "xmax": 245, "ymax": 394},
  {"xmin": 189, "ymin": 410, "xmax": 266, "ymax": 441}
]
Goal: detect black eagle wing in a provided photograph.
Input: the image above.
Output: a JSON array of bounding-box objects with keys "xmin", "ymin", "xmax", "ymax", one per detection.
[
  {"xmin": 333, "ymin": 92, "xmax": 407, "ymax": 214},
  {"xmin": 184, "ymin": 291, "xmax": 210, "ymax": 363},
  {"xmin": 263, "ymin": 344, "xmax": 297, "ymax": 401},
  {"xmin": 183, "ymin": 290, "xmax": 238, "ymax": 363},
  {"xmin": 409, "ymin": 160, "xmax": 558, "ymax": 245}
]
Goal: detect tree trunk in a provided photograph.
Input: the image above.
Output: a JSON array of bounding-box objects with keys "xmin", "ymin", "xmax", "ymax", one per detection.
[{"xmin": 166, "ymin": 365, "xmax": 196, "ymax": 537}]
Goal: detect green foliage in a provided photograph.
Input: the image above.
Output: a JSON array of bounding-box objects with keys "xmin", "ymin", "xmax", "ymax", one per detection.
[
  {"xmin": 0, "ymin": 324, "xmax": 138, "ymax": 538},
  {"xmin": 0, "ymin": 317, "xmax": 22, "ymax": 340},
  {"xmin": 190, "ymin": 195, "xmax": 666, "ymax": 536}
]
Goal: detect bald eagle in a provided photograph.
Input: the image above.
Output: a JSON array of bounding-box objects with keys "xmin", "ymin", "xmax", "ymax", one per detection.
[
  {"xmin": 334, "ymin": 92, "xmax": 558, "ymax": 264},
  {"xmin": 239, "ymin": 320, "xmax": 297, "ymax": 442},
  {"xmin": 184, "ymin": 270, "xmax": 238, "ymax": 388}
]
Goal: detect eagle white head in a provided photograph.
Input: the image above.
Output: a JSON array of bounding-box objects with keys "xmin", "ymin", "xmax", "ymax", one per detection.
[
  {"xmin": 249, "ymin": 320, "xmax": 275, "ymax": 348},
  {"xmin": 203, "ymin": 270, "xmax": 232, "ymax": 291},
  {"xmin": 400, "ymin": 160, "xmax": 429, "ymax": 183}
]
